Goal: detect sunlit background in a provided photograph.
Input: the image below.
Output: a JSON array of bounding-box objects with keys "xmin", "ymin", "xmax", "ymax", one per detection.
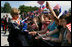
[{"xmin": 1, "ymin": 1, "xmax": 71, "ymax": 11}]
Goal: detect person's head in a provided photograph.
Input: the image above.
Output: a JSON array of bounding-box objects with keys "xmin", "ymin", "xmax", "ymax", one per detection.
[
  {"xmin": 62, "ymin": 18, "xmax": 67, "ymax": 26},
  {"xmin": 65, "ymin": 15, "xmax": 71, "ymax": 24},
  {"xmin": 27, "ymin": 12, "xmax": 30, "ymax": 15},
  {"xmin": 31, "ymin": 13, "xmax": 34, "ymax": 15},
  {"xmin": 10, "ymin": 8, "xmax": 20, "ymax": 20},
  {"xmin": 66, "ymin": 12, "xmax": 71, "ymax": 17},
  {"xmin": 3, "ymin": 15, "xmax": 5, "ymax": 18},
  {"xmin": 6, "ymin": 14, "xmax": 8, "ymax": 17},
  {"xmin": 59, "ymin": 15, "xmax": 68, "ymax": 27},
  {"xmin": 58, "ymin": 15, "xmax": 64, "ymax": 26},
  {"xmin": 33, "ymin": 16, "xmax": 38, "ymax": 22},
  {"xmin": 44, "ymin": 14, "xmax": 50, "ymax": 21},
  {"xmin": 22, "ymin": 12, "xmax": 24, "ymax": 15},
  {"xmin": 48, "ymin": 12, "xmax": 54, "ymax": 20},
  {"xmin": 58, "ymin": 19, "xmax": 62, "ymax": 26}
]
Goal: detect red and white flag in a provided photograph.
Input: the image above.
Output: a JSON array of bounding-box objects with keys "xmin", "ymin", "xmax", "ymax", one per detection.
[
  {"xmin": 41, "ymin": 5, "xmax": 46, "ymax": 10},
  {"xmin": 54, "ymin": 4, "xmax": 60, "ymax": 10},
  {"xmin": 66, "ymin": 23, "xmax": 71, "ymax": 32},
  {"xmin": 37, "ymin": 1, "xmax": 45, "ymax": 5}
]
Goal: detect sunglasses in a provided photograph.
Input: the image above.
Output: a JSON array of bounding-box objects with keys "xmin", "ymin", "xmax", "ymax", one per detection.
[{"xmin": 14, "ymin": 13, "xmax": 19, "ymax": 15}]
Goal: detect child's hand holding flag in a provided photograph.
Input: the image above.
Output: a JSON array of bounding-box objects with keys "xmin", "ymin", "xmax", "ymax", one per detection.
[{"xmin": 46, "ymin": 2, "xmax": 50, "ymax": 9}]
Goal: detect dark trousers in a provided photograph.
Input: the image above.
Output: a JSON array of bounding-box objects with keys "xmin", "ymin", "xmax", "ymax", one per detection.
[
  {"xmin": 9, "ymin": 40, "xmax": 22, "ymax": 46},
  {"xmin": 4, "ymin": 23, "xmax": 8, "ymax": 34},
  {"xmin": 2, "ymin": 25, "xmax": 4, "ymax": 31},
  {"xmin": 18, "ymin": 34, "xmax": 29, "ymax": 46}
]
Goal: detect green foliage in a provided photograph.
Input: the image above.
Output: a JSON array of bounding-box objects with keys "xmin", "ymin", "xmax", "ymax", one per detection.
[
  {"xmin": 1, "ymin": 2, "xmax": 38, "ymax": 14},
  {"xmin": 19, "ymin": 5, "xmax": 39, "ymax": 14},
  {"xmin": 3, "ymin": 2, "xmax": 11, "ymax": 13},
  {"xmin": 69, "ymin": 8, "xmax": 71, "ymax": 13},
  {"xmin": 1, "ymin": 7, "xmax": 4, "ymax": 13}
]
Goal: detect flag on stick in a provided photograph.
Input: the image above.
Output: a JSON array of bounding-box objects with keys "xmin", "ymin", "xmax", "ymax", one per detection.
[
  {"xmin": 41, "ymin": 5, "xmax": 46, "ymax": 10},
  {"xmin": 66, "ymin": 23, "xmax": 71, "ymax": 32}
]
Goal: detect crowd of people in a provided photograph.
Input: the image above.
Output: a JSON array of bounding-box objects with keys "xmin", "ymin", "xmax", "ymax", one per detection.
[
  {"xmin": 1, "ymin": 14, "xmax": 11, "ymax": 34},
  {"xmin": 1, "ymin": 2, "xmax": 71, "ymax": 46}
]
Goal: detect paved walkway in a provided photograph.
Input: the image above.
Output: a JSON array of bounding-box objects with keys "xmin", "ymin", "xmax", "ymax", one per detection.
[{"xmin": 1, "ymin": 28, "xmax": 9, "ymax": 46}]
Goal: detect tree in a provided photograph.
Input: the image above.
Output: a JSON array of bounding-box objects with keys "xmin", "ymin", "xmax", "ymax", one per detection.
[
  {"xmin": 33, "ymin": 6, "xmax": 38, "ymax": 10},
  {"xmin": 3, "ymin": 2, "xmax": 11, "ymax": 13},
  {"xmin": 18, "ymin": 5, "xmax": 25, "ymax": 14},
  {"xmin": 69, "ymin": 8, "xmax": 71, "ymax": 13},
  {"xmin": 1, "ymin": 7, "xmax": 4, "ymax": 13},
  {"xmin": 19, "ymin": 5, "xmax": 39, "ymax": 14}
]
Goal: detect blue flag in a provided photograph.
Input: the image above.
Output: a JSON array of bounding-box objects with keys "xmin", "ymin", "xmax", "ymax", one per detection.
[
  {"xmin": 21, "ymin": 21, "xmax": 27, "ymax": 32},
  {"xmin": 59, "ymin": 7, "xmax": 61, "ymax": 13}
]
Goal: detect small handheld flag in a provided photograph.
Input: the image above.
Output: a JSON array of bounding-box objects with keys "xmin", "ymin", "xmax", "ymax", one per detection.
[
  {"xmin": 41, "ymin": 5, "xmax": 46, "ymax": 10},
  {"xmin": 66, "ymin": 23, "xmax": 71, "ymax": 32}
]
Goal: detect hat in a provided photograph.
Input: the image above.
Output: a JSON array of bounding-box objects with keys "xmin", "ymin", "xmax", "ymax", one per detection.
[{"xmin": 10, "ymin": 8, "xmax": 20, "ymax": 15}]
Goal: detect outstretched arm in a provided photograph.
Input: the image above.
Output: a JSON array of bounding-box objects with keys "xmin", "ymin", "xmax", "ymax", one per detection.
[
  {"xmin": 36, "ymin": 25, "xmax": 48, "ymax": 34},
  {"xmin": 46, "ymin": 2, "xmax": 59, "ymax": 20},
  {"xmin": 29, "ymin": 25, "xmax": 48, "ymax": 35},
  {"xmin": 41, "ymin": 14, "xmax": 45, "ymax": 23},
  {"xmin": 36, "ymin": 28, "xmax": 59, "ymax": 38},
  {"xmin": 46, "ymin": 28, "xmax": 59, "ymax": 36}
]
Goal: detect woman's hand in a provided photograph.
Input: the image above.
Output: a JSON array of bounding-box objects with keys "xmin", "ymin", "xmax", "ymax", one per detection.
[
  {"xmin": 28, "ymin": 31, "xmax": 37, "ymax": 36},
  {"xmin": 26, "ymin": 17, "xmax": 29, "ymax": 19},
  {"xmin": 35, "ymin": 36, "xmax": 41, "ymax": 39}
]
